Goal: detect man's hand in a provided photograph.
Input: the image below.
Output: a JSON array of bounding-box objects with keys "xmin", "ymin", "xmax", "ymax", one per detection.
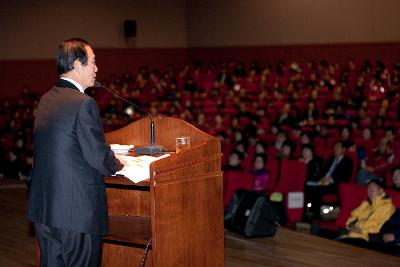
[
  {"xmin": 348, "ymin": 226, "xmax": 362, "ymax": 234},
  {"xmin": 115, "ymin": 154, "xmax": 127, "ymax": 167},
  {"xmin": 365, "ymin": 166, "xmax": 374, "ymax": 172},
  {"xmin": 319, "ymin": 176, "xmax": 332, "ymax": 186},
  {"xmin": 382, "ymin": 233, "xmax": 395, "ymax": 243}
]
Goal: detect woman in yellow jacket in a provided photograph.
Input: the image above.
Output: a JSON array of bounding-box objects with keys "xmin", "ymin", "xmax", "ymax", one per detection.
[{"xmin": 338, "ymin": 178, "xmax": 395, "ymax": 247}]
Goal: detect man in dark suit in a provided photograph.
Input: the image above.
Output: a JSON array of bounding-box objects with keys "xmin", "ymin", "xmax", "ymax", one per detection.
[
  {"xmin": 27, "ymin": 38, "xmax": 125, "ymax": 267},
  {"xmin": 319, "ymin": 140, "xmax": 354, "ymax": 186},
  {"xmin": 305, "ymin": 140, "xmax": 354, "ymax": 217}
]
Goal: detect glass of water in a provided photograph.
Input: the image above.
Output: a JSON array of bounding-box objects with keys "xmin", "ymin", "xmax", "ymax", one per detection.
[{"xmin": 176, "ymin": 136, "xmax": 191, "ymax": 153}]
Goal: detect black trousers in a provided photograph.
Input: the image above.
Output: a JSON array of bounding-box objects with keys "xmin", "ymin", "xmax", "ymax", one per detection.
[{"xmin": 34, "ymin": 223, "xmax": 103, "ymax": 267}]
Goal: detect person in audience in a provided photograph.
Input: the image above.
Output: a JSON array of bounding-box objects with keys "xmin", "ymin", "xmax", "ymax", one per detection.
[
  {"xmin": 338, "ymin": 178, "xmax": 395, "ymax": 247},
  {"xmin": 276, "ymin": 139, "xmax": 296, "ymax": 160},
  {"xmin": 361, "ymin": 127, "xmax": 373, "ymax": 141},
  {"xmin": 384, "ymin": 127, "xmax": 396, "ymax": 143},
  {"xmin": 303, "ymin": 101, "xmax": 319, "ymax": 122},
  {"xmin": 340, "ymin": 126, "xmax": 353, "ymax": 142},
  {"xmin": 252, "ymin": 153, "xmax": 269, "ymax": 191},
  {"xmin": 319, "ymin": 140, "xmax": 354, "ymax": 186},
  {"xmin": 357, "ymin": 137, "xmax": 396, "ymax": 184},
  {"xmin": 301, "ymin": 144, "xmax": 324, "ymax": 219},
  {"xmin": 391, "ymin": 169, "xmax": 400, "ymax": 191},
  {"xmin": 224, "ymin": 150, "xmax": 244, "ymax": 171},
  {"xmin": 305, "ymin": 141, "xmax": 353, "ymax": 216},
  {"xmin": 300, "ymin": 131, "xmax": 313, "ymax": 146},
  {"xmin": 301, "ymin": 144, "xmax": 324, "ymax": 183},
  {"xmin": 343, "ymin": 139, "xmax": 366, "ymax": 166},
  {"xmin": 273, "ymin": 129, "xmax": 288, "ymax": 152},
  {"xmin": 254, "ymin": 140, "xmax": 268, "ymax": 154},
  {"xmin": 232, "ymin": 129, "xmax": 247, "ymax": 147},
  {"xmin": 371, "ymin": 208, "xmax": 400, "ymax": 255},
  {"xmin": 232, "ymin": 141, "xmax": 248, "ymax": 159},
  {"xmin": 276, "ymin": 103, "xmax": 296, "ymax": 127}
]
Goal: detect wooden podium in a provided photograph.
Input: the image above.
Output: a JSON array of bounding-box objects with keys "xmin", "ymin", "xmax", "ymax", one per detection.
[{"xmin": 102, "ymin": 117, "xmax": 224, "ymax": 267}]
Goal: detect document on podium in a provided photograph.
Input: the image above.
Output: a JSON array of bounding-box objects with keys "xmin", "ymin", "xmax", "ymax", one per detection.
[{"xmin": 115, "ymin": 154, "xmax": 170, "ymax": 183}]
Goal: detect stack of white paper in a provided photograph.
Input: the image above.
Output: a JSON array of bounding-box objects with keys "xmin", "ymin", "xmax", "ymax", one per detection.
[{"xmin": 115, "ymin": 154, "xmax": 170, "ymax": 183}]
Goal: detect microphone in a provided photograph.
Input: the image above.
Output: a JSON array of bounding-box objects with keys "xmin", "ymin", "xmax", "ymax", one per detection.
[{"xmin": 93, "ymin": 81, "xmax": 167, "ymax": 155}]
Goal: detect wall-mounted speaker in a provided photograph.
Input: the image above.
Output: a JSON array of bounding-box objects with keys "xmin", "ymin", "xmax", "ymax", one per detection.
[{"xmin": 124, "ymin": 20, "xmax": 136, "ymax": 38}]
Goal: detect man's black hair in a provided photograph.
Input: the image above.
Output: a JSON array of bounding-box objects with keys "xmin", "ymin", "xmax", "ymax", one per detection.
[{"xmin": 56, "ymin": 38, "xmax": 90, "ymax": 75}]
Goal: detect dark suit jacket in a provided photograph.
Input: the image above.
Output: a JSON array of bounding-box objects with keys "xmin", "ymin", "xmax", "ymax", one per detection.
[
  {"xmin": 27, "ymin": 79, "xmax": 123, "ymax": 235},
  {"xmin": 380, "ymin": 208, "xmax": 400, "ymax": 244},
  {"xmin": 323, "ymin": 155, "xmax": 354, "ymax": 184}
]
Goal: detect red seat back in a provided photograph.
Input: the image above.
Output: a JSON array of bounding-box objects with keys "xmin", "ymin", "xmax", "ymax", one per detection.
[
  {"xmin": 265, "ymin": 158, "xmax": 279, "ymax": 193},
  {"xmin": 274, "ymin": 160, "xmax": 307, "ymax": 193},
  {"xmin": 354, "ymin": 138, "xmax": 375, "ymax": 158},
  {"xmin": 223, "ymin": 170, "xmax": 253, "ymax": 207},
  {"xmin": 335, "ymin": 183, "xmax": 368, "ymax": 228},
  {"xmin": 274, "ymin": 160, "xmax": 307, "ymax": 223},
  {"xmin": 345, "ymin": 151, "xmax": 358, "ymax": 182},
  {"xmin": 387, "ymin": 189, "xmax": 400, "ymax": 208}
]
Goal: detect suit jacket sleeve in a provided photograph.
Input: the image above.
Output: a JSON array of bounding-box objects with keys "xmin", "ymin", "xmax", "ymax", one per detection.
[
  {"xmin": 380, "ymin": 209, "xmax": 400, "ymax": 242},
  {"xmin": 76, "ymin": 97, "xmax": 123, "ymax": 176}
]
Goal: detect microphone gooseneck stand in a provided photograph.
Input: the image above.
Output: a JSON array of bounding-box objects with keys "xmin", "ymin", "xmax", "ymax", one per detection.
[{"xmin": 94, "ymin": 81, "xmax": 166, "ymax": 155}]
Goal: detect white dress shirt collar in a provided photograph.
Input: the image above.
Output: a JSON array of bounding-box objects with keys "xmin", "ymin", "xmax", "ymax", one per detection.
[{"xmin": 60, "ymin": 77, "xmax": 85, "ymax": 93}]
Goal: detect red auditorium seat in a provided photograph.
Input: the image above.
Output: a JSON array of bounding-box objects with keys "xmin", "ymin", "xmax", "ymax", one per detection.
[
  {"xmin": 221, "ymin": 142, "xmax": 232, "ymax": 167},
  {"xmin": 360, "ymin": 120, "xmax": 372, "ymax": 128},
  {"xmin": 267, "ymin": 146, "xmax": 279, "ymax": 159},
  {"xmin": 354, "ymin": 138, "xmax": 375, "ymax": 158},
  {"xmin": 260, "ymin": 117, "xmax": 270, "ymax": 131},
  {"xmin": 327, "ymin": 128, "xmax": 339, "ymax": 137},
  {"xmin": 223, "ymin": 170, "xmax": 253, "ymax": 208},
  {"xmin": 352, "ymin": 128, "xmax": 362, "ymax": 139},
  {"xmin": 387, "ymin": 111, "xmax": 397, "ymax": 121},
  {"xmin": 274, "ymin": 160, "xmax": 306, "ymax": 193},
  {"xmin": 346, "ymin": 151, "xmax": 358, "ymax": 183},
  {"xmin": 375, "ymin": 129, "xmax": 385, "ymax": 140},
  {"xmin": 241, "ymin": 145, "xmax": 255, "ymax": 172},
  {"xmin": 387, "ymin": 189, "xmax": 400, "ymax": 207},
  {"xmin": 336, "ymin": 119, "xmax": 350, "ymax": 127},
  {"xmin": 273, "ymin": 160, "xmax": 307, "ymax": 223},
  {"xmin": 265, "ymin": 158, "xmax": 279, "ymax": 193},
  {"xmin": 345, "ymin": 110, "xmax": 357, "ymax": 119},
  {"xmin": 260, "ymin": 133, "xmax": 276, "ymax": 145}
]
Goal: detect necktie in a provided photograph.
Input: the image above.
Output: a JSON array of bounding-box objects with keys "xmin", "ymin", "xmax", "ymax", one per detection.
[{"xmin": 326, "ymin": 157, "xmax": 339, "ymax": 177}]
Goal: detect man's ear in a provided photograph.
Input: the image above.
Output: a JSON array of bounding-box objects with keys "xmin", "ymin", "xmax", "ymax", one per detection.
[{"xmin": 73, "ymin": 59, "xmax": 81, "ymax": 74}]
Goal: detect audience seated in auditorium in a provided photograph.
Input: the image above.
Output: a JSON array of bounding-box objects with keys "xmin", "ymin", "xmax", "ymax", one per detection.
[{"xmin": 5, "ymin": 58, "xmax": 400, "ymax": 233}]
